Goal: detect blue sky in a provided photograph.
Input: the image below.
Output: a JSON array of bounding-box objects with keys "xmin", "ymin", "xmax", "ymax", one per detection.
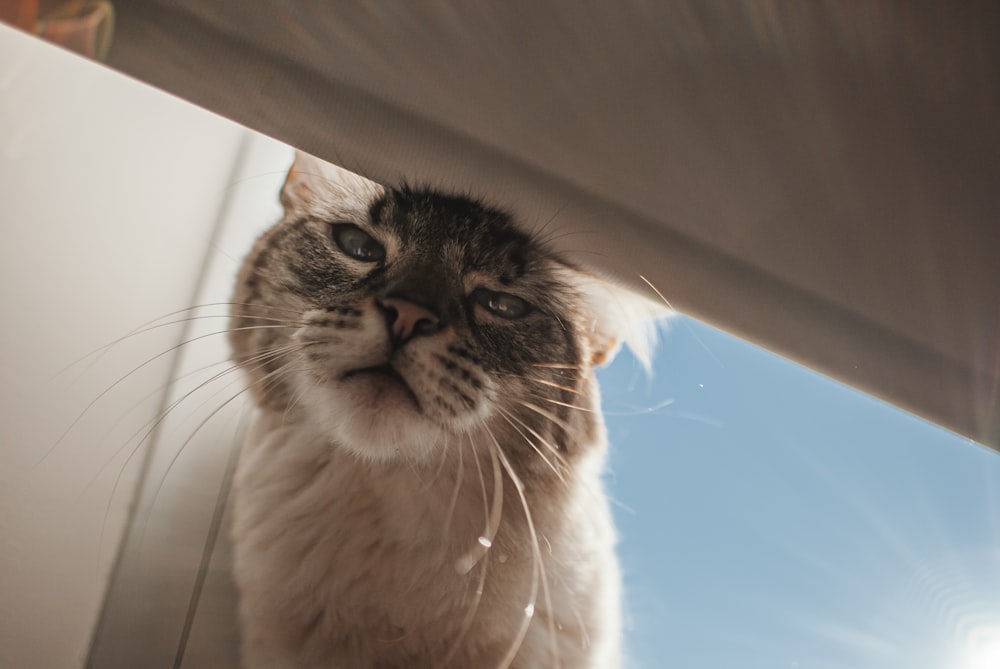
[{"xmin": 599, "ymin": 316, "xmax": 1000, "ymax": 669}]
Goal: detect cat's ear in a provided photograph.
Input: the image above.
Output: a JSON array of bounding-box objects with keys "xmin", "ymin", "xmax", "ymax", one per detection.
[
  {"xmin": 572, "ymin": 272, "xmax": 673, "ymax": 371},
  {"xmin": 280, "ymin": 150, "xmax": 384, "ymax": 215}
]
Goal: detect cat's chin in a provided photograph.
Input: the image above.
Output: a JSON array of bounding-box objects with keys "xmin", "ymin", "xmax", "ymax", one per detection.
[
  {"xmin": 341, "ymin": 364, "xmax": 421, "ymax": 411},
  {"xmin": 296, "ymin": 374, "xmax": 445, "ymax": 464}
]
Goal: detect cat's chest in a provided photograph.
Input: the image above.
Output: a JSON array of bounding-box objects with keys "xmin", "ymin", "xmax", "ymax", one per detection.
[
  {"xmin": 231, "ymin": 417, "xmax": 521, "ymax": 613},
  {"xmin": 230, "ymin": 413, "xmax": 617, "ymax": 668}
]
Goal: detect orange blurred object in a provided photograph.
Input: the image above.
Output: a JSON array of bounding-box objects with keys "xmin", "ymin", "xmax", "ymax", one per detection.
[
  {"xmin": 0, "ymin": 0, "xmax": 39, "ymax": 30},
  {"xmin": 0, "ymin": 0, "xmax": 113, "ymax": 60}
]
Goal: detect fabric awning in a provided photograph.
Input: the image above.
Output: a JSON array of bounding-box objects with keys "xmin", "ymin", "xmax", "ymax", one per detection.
[{"xmin": 38, "ymin": 1, "xmax": 1000, "ymax": 447}]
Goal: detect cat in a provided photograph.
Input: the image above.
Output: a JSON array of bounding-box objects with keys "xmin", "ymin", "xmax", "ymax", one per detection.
[{"xmin": 228, "ymin": 151, "xmax": 665, "ymax": 669}]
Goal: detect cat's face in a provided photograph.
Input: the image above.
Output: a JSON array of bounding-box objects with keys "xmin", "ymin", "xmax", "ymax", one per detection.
[{"xmin": 231, "ymin": 153, "xmax": 640, "ymax": 466}]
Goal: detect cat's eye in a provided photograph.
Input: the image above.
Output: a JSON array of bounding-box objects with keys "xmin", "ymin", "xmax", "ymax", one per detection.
[
  {"xmin": 472, "ymin": 288, "xmax": 532, "ymax": 319},
  {"xmin": 331, "ymin": 224, "xmax": 385, "ymax": 263}
]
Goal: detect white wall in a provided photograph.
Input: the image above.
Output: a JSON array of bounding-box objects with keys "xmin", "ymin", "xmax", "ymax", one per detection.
[
  {"xmin": 84, "ymin": 129, "xmax": 291, "ymax": 669},
  {"xmin": 0, "ymin": 25, "xmax": 247, "ymax": 669}
]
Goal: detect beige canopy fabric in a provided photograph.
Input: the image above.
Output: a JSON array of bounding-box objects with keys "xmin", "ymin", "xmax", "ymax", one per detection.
[{"xmin": 94, "ymin": 1, "xmax": 998, "ymax": 448}]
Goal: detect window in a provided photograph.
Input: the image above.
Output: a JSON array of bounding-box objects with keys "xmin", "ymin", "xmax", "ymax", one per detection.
[{"xmin": 602, "ymin": 319, "xmax": 1000, "ymax": 668}]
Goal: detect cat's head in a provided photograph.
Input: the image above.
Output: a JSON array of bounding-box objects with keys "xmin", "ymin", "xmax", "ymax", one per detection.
[{"xmin": 231, "ymin": 152, "xmax": 666, "ymax": 467}]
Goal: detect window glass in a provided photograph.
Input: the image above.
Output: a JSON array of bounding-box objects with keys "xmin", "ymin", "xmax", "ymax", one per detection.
[{"xmin": 601, "ymin": 316, "xmax": 1000, "ymax": 669}]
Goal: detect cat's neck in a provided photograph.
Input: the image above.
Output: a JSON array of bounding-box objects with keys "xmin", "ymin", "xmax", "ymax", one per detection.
[{"xmin": 242, "ymin": 408, "xmax": 589, "ymax": 563}]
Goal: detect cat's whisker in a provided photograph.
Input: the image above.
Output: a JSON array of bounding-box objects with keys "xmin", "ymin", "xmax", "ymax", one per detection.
[
  {"xmin": 526, "ymin": 196, "xmax": 573, "ymax": 243},
  {"xmin": 443, "ymin": 431, "xmax": 499, "ymax": 666},
  {"xmin": 140, "ymin": 383, "xmax": 256, "ymax": 538},
  {"xmin": 441, "ymin": 433, "xmax": 465, "ymax": 545},
  {"xmin": 551, "ymin": 246, "xmax": 613, "ymax": 262},
  {"xmin": 125, "ymin": 338, "xmax": 313, "ymax": 425},
  {"xmin": 510, "ymin": 399, "xmax": 577, "ymax": 438},
  {"xmin": 536, "ymin": 396, "xmax": 596, "ymax": 414},
  {"xmin": 137, "ymin": 358, "xmax": 313, "ymax": 544},
  {"xmin": 53, "ymin": 307, "xmax": 204, "ymax": 383},
  {"xmin": 492, "ymin": 371, "xmax": 584, "ymax": 396},
  {"xmin": 521, "ymin": 382, "xmax": 677, "ymax": 419},
  {"xmin": 496, "ymin": 409, "xmax": 568, "ymax": 484},
  {"xmin": 39, "ymin": 325, "xmax": 308, "ymax": 467},
  {"xmin": 529, "ymin": 215, "xmax": 601, "ymax": 246},
  {"xmin": 256, "ymin": 365, "xmax": 319, "ymax": 426},
  {"xmin": 105, "ymin": 313, "xmax": 305, "ymax": 352},
  {"xmin": 487, "ymin": 430, "xmax": 559, "ymax": 669},
  {"xmin": 401, "ymin": 453, "xmax": 425, "ymax": 481},
  {"xmin": 100, "ymin": 353, "xmax": 304, "ymax": 562},
  {"xmin": 54, "ymin": 301, "xmax": 305, "ymax": 380},
  {"xmin": 93, "ymin": 342, "xmax": 307, "ymax": 506},
  {"xmin": 638, "ymin": 273, "xmax": 723, "ymax": 369},
  {"xmin": 95, "ymin": 343, "xmax": 302, "ymax": 484},
  {"xmin": 637, "ymin": 274, "xmax": 672, "ymax": 310},
  {"xmin": 419, "ymin": 431, "xmax": 453, "ymax": 494},
  {"xmin": 603, "ymin": 397, "xmax": 679, "ymax": 418},
  {"xmin": 528, "ymin": 377, "xmax": 582, "ymax": 395},
  {"xmin": 457, "ymin": 434, "xmax": 489, "ymax": 592},
  {"xmin": 529, "ymin": 362, "xmax": 581, "ymax": 371},
  {"xmin": 279, "ymin": 360, "xmax": 320, "ymax": 425},
  {"xmin": 94, "ymin": 344, "xmax": 312, "ymax": 466},
  {"xmin": 97, "ymin": 358, "xmax": 236, "ymax": 441},
  {"xmin": 455, "ymin": 429, "xmax": 504, "ymax": 575}
]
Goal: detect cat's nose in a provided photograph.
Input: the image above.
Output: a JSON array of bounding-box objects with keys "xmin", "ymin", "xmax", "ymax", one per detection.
[{"xmin": 379, "ymin": 297, "xmax": 441, "ymax": 345}]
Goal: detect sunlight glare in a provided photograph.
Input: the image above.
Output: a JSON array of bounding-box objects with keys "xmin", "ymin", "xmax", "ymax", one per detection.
[{"xmin": 958, "ymin": 624, "xmax": 1000, "ymax": 669}]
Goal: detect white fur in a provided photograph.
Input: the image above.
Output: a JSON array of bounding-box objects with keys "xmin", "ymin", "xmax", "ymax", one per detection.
[
  {"xmin": 231, "ymin": 412, "xmax": 621, "ymax": 668},
  {"xmin": 281, "ymin": 151, "xmax": 386, "ymax": 224},
  {"xmin": 569, "ymin": 269, "xmax": 673, "ymax": 370}
]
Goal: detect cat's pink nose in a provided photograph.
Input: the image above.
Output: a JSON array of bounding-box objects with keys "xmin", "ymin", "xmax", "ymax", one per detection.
[{"xmin": 379, "ymin": 297, "xmax": 440, "ymax": 345}]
